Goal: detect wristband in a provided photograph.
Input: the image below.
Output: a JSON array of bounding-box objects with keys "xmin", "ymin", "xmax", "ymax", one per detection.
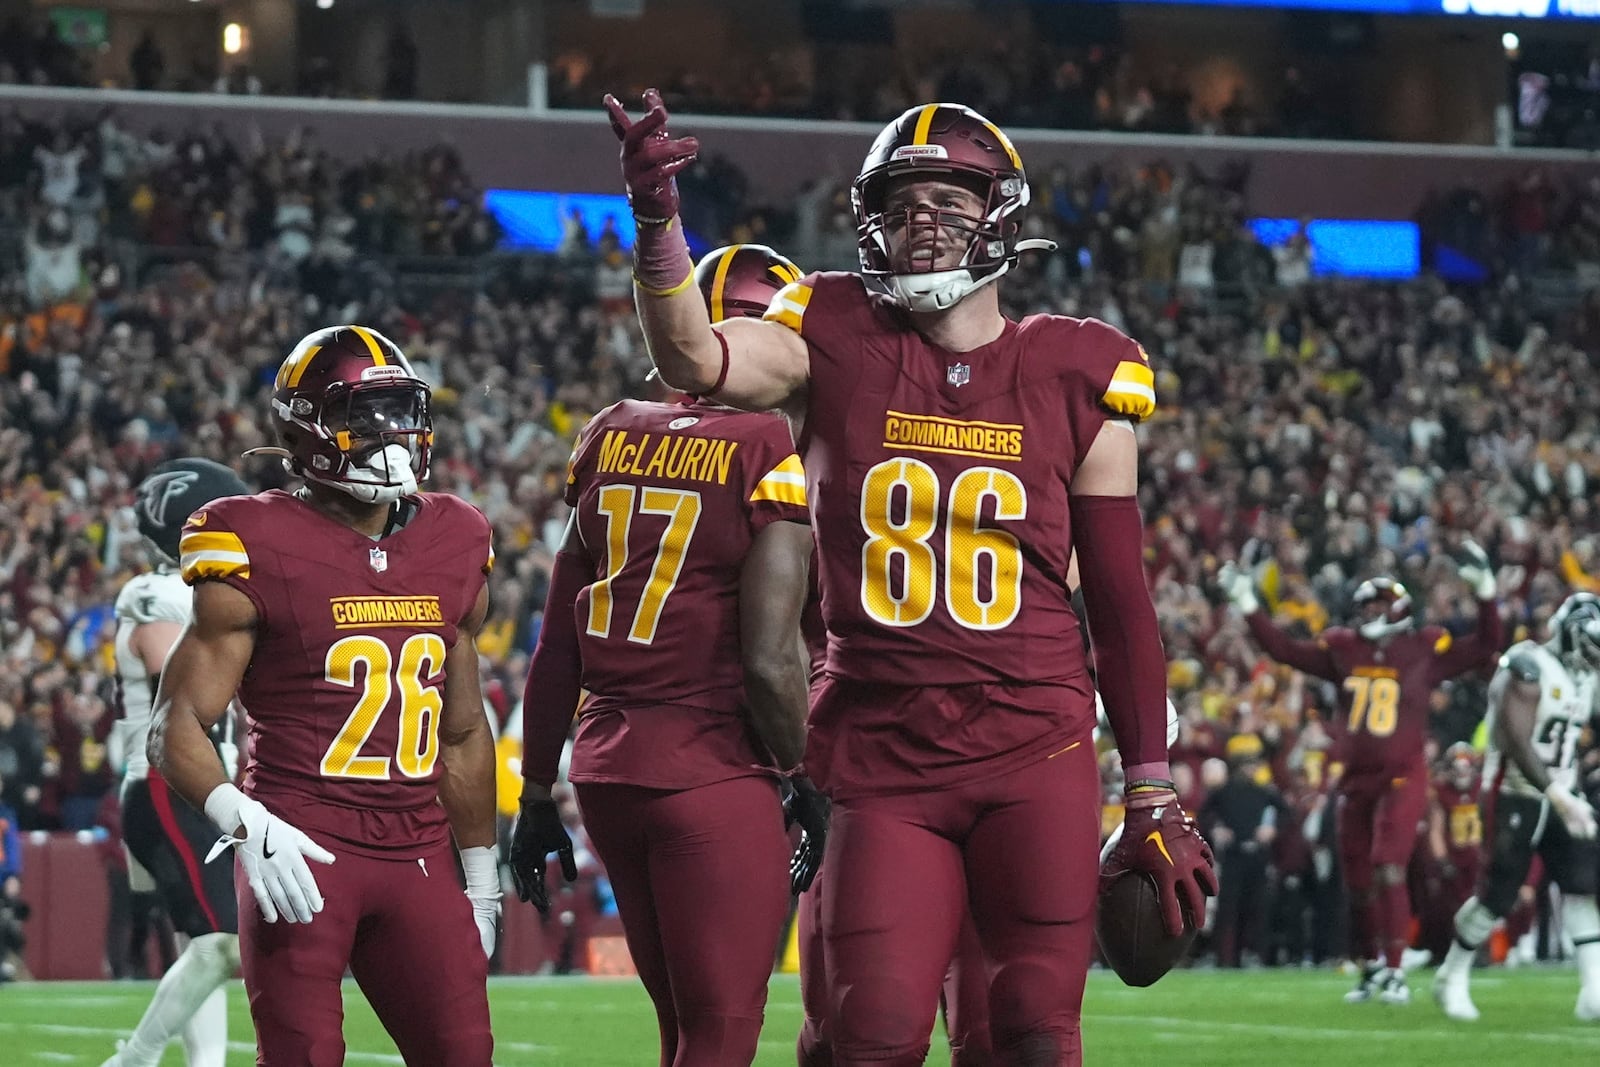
[{"xmin": 203, "ymin": 782, "xmax": 246, "ymax": 835}]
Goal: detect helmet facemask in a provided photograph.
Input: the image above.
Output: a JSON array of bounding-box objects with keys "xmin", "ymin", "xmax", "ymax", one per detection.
[
  {"xmin": 275, "ymin": 379, "xmax": 432, "ymax": 505},
  {"xmin": 1353, "ymin": 579, "xmax": 1414, "ymax": 641},
  {"xmin": 854, "ymin": 167, "xmax": 1038, "ymax": 312},
  {"xmin": 1553, "ymin": 594, "xmax": 1600, "ymax": 672}
]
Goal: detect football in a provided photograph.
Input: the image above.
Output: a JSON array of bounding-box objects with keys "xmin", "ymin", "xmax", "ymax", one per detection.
[{"xmin": 1095, "ymin": 871, "xmax": 1197, "ymax": 987}]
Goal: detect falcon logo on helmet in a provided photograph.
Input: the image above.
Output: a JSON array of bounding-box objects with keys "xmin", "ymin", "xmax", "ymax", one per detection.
[
  {"xmin": 1550, "ymin": 591, "xmax": 1600, "ymax": 670},
  {"xmin": 135, "ymin": 458, "xmax": 249, "ymax": 564},
  {"xmin": 694, "ymin": 244, "xmax": 803, "ymax": 323},
  {"xmin": 852, "ymin": 102, "xmax": 1056, "ymax": 312},
  {"xmin": 263, "ymin": 325, "xmax": 432, "ymax": 505},
  {"xmin": 1353, "ymin": 576, "xmax": 1414, "ymax": 641}
]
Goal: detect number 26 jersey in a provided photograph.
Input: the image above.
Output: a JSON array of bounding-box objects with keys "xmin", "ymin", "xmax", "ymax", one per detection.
[{"xmin": 180, "ymin": 490, "xmax": 493, "ymax": 857}]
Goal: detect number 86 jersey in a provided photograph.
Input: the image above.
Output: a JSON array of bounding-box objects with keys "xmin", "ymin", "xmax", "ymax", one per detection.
[
  {"xmin": 765, "ymin": 272, "xmax": 1156, "ymax": 794},
  {"xmin": 180, "ymin": 490, "xmax": 493, "ymax": 857}
]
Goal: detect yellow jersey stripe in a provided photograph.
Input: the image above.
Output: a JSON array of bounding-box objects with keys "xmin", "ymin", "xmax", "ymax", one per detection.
[
  {"xmin": 1434, "ymin": 633, "xmax": 1453, "ymax": 654},
  {"xmin": 912, "ymin": 103, "xmax": 939, "ymax": 145},
  {"xmin": 349, "ymin": 325, "xmax": 387, "ymax": 366},
  {"xmin": 181, "ymin": 552, "xmax": 251, "ymax": 582},
  {"xmin": 762, "ymin": 282, "xmax": 813, "ymax": 335},
  {"xmin": 485, "ymin": 544, "xmax": 497, "ymax": 575},
  {"xmin": 179, "ymin": 531, "xmax": 248, "ymax": 556},
  {"xmin": 771, "ymin": 454, "xmax": 805, "ymax": 478},
  {"xmin": 750, "ymin": 475, "xmax": 808, "ymax": 508}
]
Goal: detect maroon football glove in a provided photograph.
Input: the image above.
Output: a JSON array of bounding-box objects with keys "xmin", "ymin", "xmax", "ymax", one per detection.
[
  {"xmin": 1101, "ymin": 786, "xmax": 1218, "ymax": 938},
  {"xmin": 602, "ymin": 88, "xmax": 700, "ymax": 224}
]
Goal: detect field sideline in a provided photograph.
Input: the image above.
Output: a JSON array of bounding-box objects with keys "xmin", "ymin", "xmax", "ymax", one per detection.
[{"xmin": 2, "ymin": 969, "xmax": 1598, "ymax": 1065}]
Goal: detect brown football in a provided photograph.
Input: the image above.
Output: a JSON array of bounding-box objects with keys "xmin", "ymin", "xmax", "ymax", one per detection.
[{"xmin": 1095, "ymin": 871, "xmax": 1197, "ymax": 987}]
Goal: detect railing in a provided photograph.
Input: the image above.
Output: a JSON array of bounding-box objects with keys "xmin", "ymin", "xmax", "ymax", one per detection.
[{"xmin": 0, "ymin": 84, "xmax": 1595, "ymax": 221}]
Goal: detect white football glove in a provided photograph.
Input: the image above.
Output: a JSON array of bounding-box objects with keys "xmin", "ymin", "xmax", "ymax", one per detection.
[
  {"xmin": 1545, "ymin": 782, "xmax": 1599, "ymax": 841},
  {"xmin": 461, "ymin": 845, "xmax": 501, "ymax": 958},
  {"xmin": 1454, "ymin": 538, "xmax": 1498, "ymax": 600},
  {"xmin": 204, "ymin": 783, "xmax": 335, "ymax": 924},
  {"xmin": 1218, "ymin": 562, "xmax": 1260, "ymax": 615}
]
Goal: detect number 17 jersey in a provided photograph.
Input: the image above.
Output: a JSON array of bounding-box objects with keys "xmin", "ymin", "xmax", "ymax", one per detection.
[{"xmin": 764, "ymin": 271, "xmax": 1158, "ymax": 794}]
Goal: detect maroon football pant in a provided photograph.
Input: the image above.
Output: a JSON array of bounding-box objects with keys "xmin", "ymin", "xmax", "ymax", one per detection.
[
  {"xmin": 237, "ymin": 836, "xmax": 491, "ymax": 1066},
  {"xmin": 576, "ymin": 776, "xmax": 791, "ymax": 1067},
  {"xmin": 799, "ymin": 876, "xmax": 994, "ymax": 1066},
  {"xmin": 1338, "ymin": 769, "xmax": 1428, "ymax": 964},
  {"xmin": 821, "ymin": 738, "xmax": 1099, "ymax": 1066}
]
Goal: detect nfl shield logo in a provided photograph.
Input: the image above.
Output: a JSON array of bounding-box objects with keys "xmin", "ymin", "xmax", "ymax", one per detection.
[
  {"xmin": 947, "ymin": 363, "xmax": 971, "ymax": 387},
  {"xmin": 369, "ymin": 547, "xmax": 388, "ymax": 573}
]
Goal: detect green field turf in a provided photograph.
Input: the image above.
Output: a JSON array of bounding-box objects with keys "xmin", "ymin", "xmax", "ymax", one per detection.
[{"xmin": 2, "ymin": 968, "xmax": 1598, "ymax": 1065}]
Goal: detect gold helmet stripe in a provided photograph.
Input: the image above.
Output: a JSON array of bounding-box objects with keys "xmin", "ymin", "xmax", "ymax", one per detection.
[
  {"xmin": 279, "ymin": 345, "xmax": 321, "ymax": 390},
  {"xmin": 911, "ymin": 103, "xmax": 940, "ymax": 146},
  {"xmin": 348, "ymin": 325, "xmax": 388, "ymax": 366},
  {"xmin": 710, "ymin": 246, "xmax": 739, "ymax": 324}
]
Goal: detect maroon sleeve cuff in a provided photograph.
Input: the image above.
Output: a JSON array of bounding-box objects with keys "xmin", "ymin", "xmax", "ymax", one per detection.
[
  {"xmin": 521, "ymin": 550, "xmax": 590, "ymax": 789},
  {"xmin": 1072, "ymin": 495, "xmax": 1168, "ymax": 768}
]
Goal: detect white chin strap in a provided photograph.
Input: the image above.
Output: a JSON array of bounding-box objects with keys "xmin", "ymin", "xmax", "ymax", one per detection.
[
  {"xmin": 310, "ymin": 442, "xmax": 418, "ymax": 504},
  {"xmin": 1360, "ymin": 617, "xmax": 1412, "ymax": 641},
  {"xmin": 885, "ymin": 238, "xmax": 1057, "ymax": 313}
]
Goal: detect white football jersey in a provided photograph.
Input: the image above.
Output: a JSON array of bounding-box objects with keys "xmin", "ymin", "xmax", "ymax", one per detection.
[
  {"xmin": 113, "ymin": 568, "xmax": 191, "ymax": 781},
  {"xmin": 1483, "ymin": 640, "xmax": 1598, "ymax": 799}
]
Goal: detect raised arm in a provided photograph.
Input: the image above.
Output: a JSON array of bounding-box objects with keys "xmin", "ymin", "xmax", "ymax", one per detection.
[
  {"xmin": 605, "ymin": 90, "xmax": 809, "ymax": 411},
  {"xmin": 1218, "ymin": 563, "xmax": 1344, "ymax": 681}
]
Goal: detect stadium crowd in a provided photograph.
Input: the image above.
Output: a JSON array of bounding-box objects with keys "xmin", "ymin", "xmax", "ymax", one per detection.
[{"xmin": 1, "ymin": 109, "xmax": 1599, "ymax": 978}]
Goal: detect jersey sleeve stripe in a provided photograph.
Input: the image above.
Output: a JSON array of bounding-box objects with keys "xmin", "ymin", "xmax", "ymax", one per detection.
[
  {"xmin": 180, "ymin": 531, "xmax": 248, "ymax": 556},
  {"xmin": 1434, "ymin": 632, "xmax": 1453, "ymax": 654},
  {"xmin": 751, "ymin": 453, "xmax": 808, "ymax": 506},
  {"xmin": 181, "ymin": 551, "xmax": 251, "ymax": 582},
  {"xmin": 485, "ymin": 544, "xmax": 496, "ymax": 575},
  {"xmin": 762, "ymin": 282, "xmax": 813, "ymax": 335},
  {"xmin": 1102, "ymin": 360, "xmax": 1157, "ymax": 418}
]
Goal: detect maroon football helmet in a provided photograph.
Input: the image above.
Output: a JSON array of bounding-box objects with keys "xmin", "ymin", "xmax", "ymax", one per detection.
[
  {"xmin": 1443, "ymin": 742, "xmax": 1479, "ymax": 791},
  {"xmin": 851, "ymin": 102, "xmax": 1052, "ymax": 312},
  {"xmin": 693, "ymin": 244, "xmax": 802, "ymax": 322},
  {"xmin": 266, "ymin": 325, "xmax": 432, "ymax": 504},
  {"xmin": 1352, "ymin": 577, "xmax": 1415, "ymax": 641}
]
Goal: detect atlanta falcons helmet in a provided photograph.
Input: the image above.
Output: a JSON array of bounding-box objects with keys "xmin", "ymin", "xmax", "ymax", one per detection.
[{"xmin": 135, "ymin": 458, "xmax": 250, "ymax": 563}]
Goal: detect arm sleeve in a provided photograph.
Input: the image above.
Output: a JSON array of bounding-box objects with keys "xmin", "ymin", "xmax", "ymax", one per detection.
[
  {"xmin": 1245, "ymin": 612, "xmax": 1344, "ymax": 682},
  {"xmin": 1429, "ymin": 598, "xmax": 1505, "ymax": 681},
  {"xmin": 520, "ymin": 549, "xmax": 590, "ymax": 790},
  {"xmin": 1072, "ymin": 495, "xmax": 1169, "ymax": 774}
]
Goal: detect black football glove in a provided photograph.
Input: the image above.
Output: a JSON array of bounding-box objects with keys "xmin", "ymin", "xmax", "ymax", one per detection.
[
  {"xmin": 783, "ymin": 776, "xmax": 831, "ymax": 895},
  {"xmin": 509, "ymin": 791, "xmax": 578, "ymax": 915}
]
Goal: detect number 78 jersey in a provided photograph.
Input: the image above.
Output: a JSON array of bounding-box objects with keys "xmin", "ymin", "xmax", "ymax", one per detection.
[
  {"xmin": 180, "ymin": 490, "xmax": 493, "ymax": 857},
  {"xmin": 766, "ymin": 271, "xmax": 1155, "ymax": 689}
]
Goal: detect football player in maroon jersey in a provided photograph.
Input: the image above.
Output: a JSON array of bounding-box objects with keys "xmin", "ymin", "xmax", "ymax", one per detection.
[
  {"xmin": 604, "ymin": 92, "xmax": 1215, "ymax": 1064},
  {"xmin": 509, "ymin": 241, "xmax": 824, "ymax": 1066},
  {"xmin": 149, "ymin": 326, "xmax": 498, "ymax": 1066},
  {"xmin": 1221, "ymin": 548, "xmax": 1502, "ymax": 1006},
  {"xmin": 1417, "ymin": 743, "xmax": 1484, "ymax": 961}
]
